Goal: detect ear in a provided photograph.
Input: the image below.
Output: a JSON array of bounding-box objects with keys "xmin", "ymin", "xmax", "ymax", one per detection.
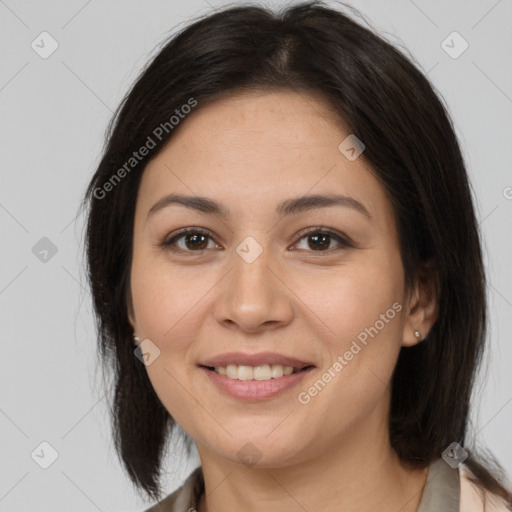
[{"xmin": 402, "ymin": 260, "xmax": 439, "ymax": 347}]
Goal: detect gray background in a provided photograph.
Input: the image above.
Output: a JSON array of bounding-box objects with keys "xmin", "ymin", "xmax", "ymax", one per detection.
[{"xmin": 0, "ymin": 0, "xmax": 511, "ymax": 510}]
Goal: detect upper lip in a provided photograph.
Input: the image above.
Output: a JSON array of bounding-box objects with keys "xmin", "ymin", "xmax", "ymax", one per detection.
[{"xmin": 199, "ymin": 352, "xmax": 314, "ymax": 369}]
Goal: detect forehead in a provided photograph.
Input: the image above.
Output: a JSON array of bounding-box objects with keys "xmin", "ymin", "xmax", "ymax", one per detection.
[
  {"xmin": 166, "ymin": 89, "xmax": 352, "ymax": 156},
  {"xmin": 137, "ymin": 90, "xmax": 394, "ymax": 227}
]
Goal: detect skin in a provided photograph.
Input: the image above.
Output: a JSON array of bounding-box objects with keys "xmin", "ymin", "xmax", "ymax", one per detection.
[{"xmin": 128, "ymin": 89, "xmax": 439, "ymax": 512}]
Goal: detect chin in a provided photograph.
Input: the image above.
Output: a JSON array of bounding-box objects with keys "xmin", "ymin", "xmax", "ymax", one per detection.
[{"xmin": 201, "ymin": 429, "xmax": 311, "ymax": 468}]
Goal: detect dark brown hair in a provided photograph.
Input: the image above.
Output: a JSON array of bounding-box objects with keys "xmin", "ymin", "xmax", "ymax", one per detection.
[{"xmin": 80, "ymin": 0, "xmax": 511, "ymax": 504}]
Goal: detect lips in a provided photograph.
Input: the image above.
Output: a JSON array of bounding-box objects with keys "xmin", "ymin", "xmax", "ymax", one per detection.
[
  {"xmin": 200, "ymin": 363, "xmax": 314, "ymax": 400},
  {"xmin": 198, "ymin": 351, "xmax": 314, "ymax": 370}
]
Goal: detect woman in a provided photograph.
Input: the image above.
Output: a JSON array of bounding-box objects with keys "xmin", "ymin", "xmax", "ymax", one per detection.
[{"xmin": 81, "ymin": 2, "xmax": 512, "ymax": 511}]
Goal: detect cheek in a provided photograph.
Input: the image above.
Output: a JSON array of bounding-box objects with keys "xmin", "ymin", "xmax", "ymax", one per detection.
[
  {"xmin": 130, "ymin": 257, "xmax": 203, "ymax": 423},
  {"xmin": 296, "ymin": 257, "xmax": 405, "ymax": 408},
  {"xmin": 295, "ymin": 257, "xmax": 404, "ymax": 348},
  {"xmin": 293, "ymin": 271, "xmax": 404, "ymax": 432},
  {"xmin": 129, "ymin": 253, "xmax": 212, "ymax": 409},
  {"xmin": 129, "ymin": 249, "xmax": 210, "ymax": 343}
]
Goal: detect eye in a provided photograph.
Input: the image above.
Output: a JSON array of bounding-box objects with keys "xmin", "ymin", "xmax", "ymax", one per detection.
[
  {"xmin": 292, "ymin": 227, "xmax": 352, "ymax": 253},
  {"xmin": 160, "ymin": 226, "xmax": 352, "ymax": 254},
  {"xmin": 160, "ymin": 227, "xmax": 221, "ymax": 253}
]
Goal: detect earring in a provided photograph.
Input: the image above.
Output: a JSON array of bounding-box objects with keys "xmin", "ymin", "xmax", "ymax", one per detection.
[
  {"xmin": 133, "ymin": 334, "xmax": 140, "ymax": 344},
  {"xmin": 414, "ymin": 330, "xmax": 422, "ymax": 341}
]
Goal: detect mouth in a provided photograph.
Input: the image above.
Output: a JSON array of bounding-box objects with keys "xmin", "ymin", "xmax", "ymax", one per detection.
[
  {"xmin": 198, "ymin": 352, "xmax": 316, "ymax": 400},
  {"xmin": 201, "ymin": 363, "xmax": 314, "ymax": 381},
  {"xmin": 199, "ymin": 363, "xmax": 315, "ymax": 401}
]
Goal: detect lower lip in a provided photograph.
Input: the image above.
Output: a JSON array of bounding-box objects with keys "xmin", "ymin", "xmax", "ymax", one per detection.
[{"xmin": 200, "ymin": 366, "xmax": 314, "ymax": 401}]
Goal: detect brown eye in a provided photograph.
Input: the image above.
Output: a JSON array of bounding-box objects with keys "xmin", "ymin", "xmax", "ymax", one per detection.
[
  {"xmin": 161, "ymin": 228, "xmax": 219, "ymax": 253},
  {"xmin": 293, "ymin": 228, "xmax": 352, "ymax": 252},
  {"xmin": 181, "ymin": 232, "xmax": 209, "ymax": 250},
  {"xmin": 161, "ymin": 227, "xmax": 352, "ymax": 255}
]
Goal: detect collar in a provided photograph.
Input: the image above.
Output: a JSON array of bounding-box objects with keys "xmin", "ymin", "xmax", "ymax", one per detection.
[{"xmin": 417, "ymin": 458, "xmax": 460, "ymax": 512}]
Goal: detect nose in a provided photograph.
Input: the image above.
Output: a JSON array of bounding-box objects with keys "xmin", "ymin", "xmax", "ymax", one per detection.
[{"xmin": 213, "ymin": 243, "xmax": 294, "ymax": 334}]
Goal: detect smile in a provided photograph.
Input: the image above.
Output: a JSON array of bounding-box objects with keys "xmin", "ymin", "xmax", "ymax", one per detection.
[
  {"xmin": 200, "ymin": 364, "xmax": 315, "ymax": 401},
  {"xmin": 209, "ymin": 364, "xmax": 308, "ymax": 380}
]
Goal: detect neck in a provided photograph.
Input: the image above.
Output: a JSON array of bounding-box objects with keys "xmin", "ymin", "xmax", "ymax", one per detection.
[{"xmin": 196, "ymin": 414, "xmax": 429, "ymax": 512}]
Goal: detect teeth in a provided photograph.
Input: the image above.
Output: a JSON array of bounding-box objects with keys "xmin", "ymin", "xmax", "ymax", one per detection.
[
  {"xmin": 214, "ymin": 364, "xmax": 297, "ymax": 380},
  {"xmin": 271, "ymin": 365, "xmax": 284, "ymax": 378}
]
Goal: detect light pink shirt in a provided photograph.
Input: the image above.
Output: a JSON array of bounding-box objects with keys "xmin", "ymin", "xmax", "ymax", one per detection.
[{"xmin": 460, "ymin": 464, "xmax": 510, "ymax": 511}]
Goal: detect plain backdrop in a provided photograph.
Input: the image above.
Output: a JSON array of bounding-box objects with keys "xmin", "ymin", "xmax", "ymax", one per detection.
[{"xmin": 0, "ymin": 0, "xmax": 511, "ymax": 510}]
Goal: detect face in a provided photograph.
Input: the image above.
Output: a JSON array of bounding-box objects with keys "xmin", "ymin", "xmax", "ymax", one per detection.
[{"xmin": 128, "ymin": 89, "xmax": 425, "ymax": 468}]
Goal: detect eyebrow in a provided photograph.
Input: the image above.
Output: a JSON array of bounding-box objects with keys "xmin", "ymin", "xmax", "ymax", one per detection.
[{"xmin": 146, "ymin": 193, "xmax": 372, "ymax": 221}]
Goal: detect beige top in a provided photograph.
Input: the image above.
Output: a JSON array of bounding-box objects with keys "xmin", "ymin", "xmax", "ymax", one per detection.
[{"xmin": 144, "ymin": 458, "xmax": 511, "ymax": 512}]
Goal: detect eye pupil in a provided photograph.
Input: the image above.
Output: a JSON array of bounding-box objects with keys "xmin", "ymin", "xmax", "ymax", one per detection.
[
  {"xmin": 186, "ymin": 233, "xmax": 208, "ymax": 250},
  {"xmin": 309, "ymin": 234, "xmax": 330, "ymax": 251}
]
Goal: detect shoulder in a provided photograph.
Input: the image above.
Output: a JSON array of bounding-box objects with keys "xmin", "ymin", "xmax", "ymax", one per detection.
[
  {"xmin": 459, "ymin": 464, "xmax": 511, "ymax": 512},
  {"xmin": 142, "ymin": 466, "xmax": 203, "ymax": 512}
]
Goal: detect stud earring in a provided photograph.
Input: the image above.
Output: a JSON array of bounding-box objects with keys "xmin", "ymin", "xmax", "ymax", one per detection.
[
  {"xmin": 133, "ymin": 335, "xmax": 140, "ymax": 344},
  {"xmin": 414, "ymin": 330, "xmax": 422, "ymax": 341}
]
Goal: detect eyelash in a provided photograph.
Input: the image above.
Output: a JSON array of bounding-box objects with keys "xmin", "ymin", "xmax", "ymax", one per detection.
[{"xmin": 160, "ymin": 226, "xmax": 353, "ymax": 255}]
